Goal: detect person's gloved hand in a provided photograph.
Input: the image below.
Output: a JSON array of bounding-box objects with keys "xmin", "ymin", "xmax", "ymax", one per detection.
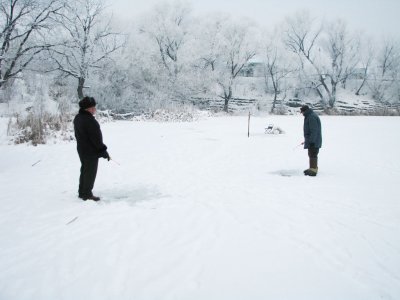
[{"xmin": 101, "ymin": 150, "xmax": 111, "ymax": 161}]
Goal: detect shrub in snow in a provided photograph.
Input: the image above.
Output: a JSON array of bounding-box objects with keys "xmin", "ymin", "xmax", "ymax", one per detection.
[
  {"xmin": 6, "ymin": 77, "xmax": 75, "ymax": 145},
  {"xmin": 8, "ymin": 112, "xmax": 63, "ymax": 145},
  {"xmin": 7, "ymin": 109, "xmax": 75, "ymax": 146}
]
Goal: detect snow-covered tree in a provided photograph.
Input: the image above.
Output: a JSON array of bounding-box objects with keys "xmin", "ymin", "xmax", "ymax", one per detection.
[
  {"xmin": 219, "ymin": 20, "xmax": 257, "ymax": 112},
  {"xmin": 0, "ymin": 0, "xmax": 63, "ymax": 92},
  {"xmin": 262, "ymin": 29, "xmax": 297, "ymax": 113},
  {"xmin": 283, "ymin": 11, "xmax": 325, "ymax": 103},
  {"xmin": 50, "ymin": 0, "xmax": 125, "ymax": 99},
  {"xmin": 321, "ymin": 19, "xmax": 360, "ymax": 107},
  {"xmin": 203, "ymin": 17, "xmax": 257, "ymax": 112},
  {"xmin": 133, "ymin": 0, "xmax": 208, "ymax": 107},
  {"xmin": 368, "ymin": 38, "xmax": 400, "ymax": 103},
  {"xmin": 194, "ymin": 14, "xmax": 228, "ymax": 73},
  {"xmin": 284, "ymin": 12, "xmax": 360, "ymax": 108},
  {"xmin": 354, "ymin": 38, "xmax": 374, "ymax": 96},
  {"xmin": 139, "ymin": 1, "xmax": 192, "ymax": 79}
]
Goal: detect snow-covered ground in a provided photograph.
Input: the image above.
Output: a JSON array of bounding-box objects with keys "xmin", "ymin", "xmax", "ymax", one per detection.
[{"xmin": 0, "ymin": 115, "xmax": 399, "ymax": 300}]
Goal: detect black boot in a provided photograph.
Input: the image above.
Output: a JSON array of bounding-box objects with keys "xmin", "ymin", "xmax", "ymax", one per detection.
[
  {"xmin": 304, "ymin": 168, "xmax": 317, "ymax": 176},
  {"xmin": 80, "ymin": 195, "xmax": 100, "ymax": 201},
  {"xmin": 304, "ymin": 158, "xmax": 318, "ymax": 176}
]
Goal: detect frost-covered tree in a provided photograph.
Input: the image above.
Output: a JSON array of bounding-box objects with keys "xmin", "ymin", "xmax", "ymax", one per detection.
[
  {"xmin": 368, "ymin": 38, "xmax": 400, "ymax": 103},
  {"xmin": 202, "ymin": 17, "xmax": 257, "ymax": 112},
  {"xmin": 139, "ymin": 1, "xmax": 191, "ymax": 79},
  {"xmin": 188, "ymin": 13, "xmax": 229, "ymax": 101},
  {"xmin": 218, "ymin": 20, "xmax": 257, "ymax": 112},
  {"xmin": 50, "ymin": 0, "xmax": 124, "ymax": 99},
  {"xmin": 0, "ymin": 0, "xmax": 63, "ymax": 92},
  {"xmin": 262, "ymin": 29, "xmax": 297, "ymax": 113},
  {"xmin": 354, "ymin": 39, "xmax": 374, "ymax": 96},
  {"xmin": 194, "ymin": 14, "xmax": 227, "ymax": 73},
  {"xmin": 321, "ymin": 19, "xmax": 360, "ymax": 107},
  {"xmin": 284, "ymin": 12, "xmax": 360, "ymax": 108},
  {"xmin": 133, "ymin": 0, "xmax": 205, "ymax": 107},
  {"xmin": 283, "ymin": 11, "xmax": 325, "ymax": 103}
]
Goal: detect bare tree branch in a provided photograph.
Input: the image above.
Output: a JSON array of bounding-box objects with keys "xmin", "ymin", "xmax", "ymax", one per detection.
[
  {"xmin": 48, "ymin": 0, "xmax": 125, "ymax": 98},
  {"xmin": 0, "ymin": 0, "xmax": 64, "ymax": 88}
]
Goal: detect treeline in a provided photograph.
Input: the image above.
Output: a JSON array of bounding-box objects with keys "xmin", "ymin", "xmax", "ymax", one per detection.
[{"xmin": 1, "ymin": 0, "xmax": 400, "ymax": 143}]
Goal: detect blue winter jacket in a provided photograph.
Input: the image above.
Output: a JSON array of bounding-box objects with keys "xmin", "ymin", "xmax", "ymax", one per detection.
[{"xmin": 303, "ymin": 108, "xmax": 322, "ymax": 149}]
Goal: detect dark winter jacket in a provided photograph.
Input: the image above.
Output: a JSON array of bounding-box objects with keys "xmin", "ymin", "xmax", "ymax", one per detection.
[
  {"xmin": 74, "ymin": 109, "xmax": 108, "ymax": 157},
  {"xmin": 303, "ymin": 108, "xmax": 322, "ymax": 149}
]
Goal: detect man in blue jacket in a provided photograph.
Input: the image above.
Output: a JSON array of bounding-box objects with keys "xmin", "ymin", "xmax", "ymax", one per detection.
[
  {"xmin": 300, "ymin": 105, "xmax": 322, "ymax": 176},
  {"xmin": 74, "ymin": 97, "xmax": 110, "ymax": 201}
]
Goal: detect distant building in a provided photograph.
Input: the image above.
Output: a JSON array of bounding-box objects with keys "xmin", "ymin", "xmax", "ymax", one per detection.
[
  {"xmin": 239, "ymin": 59, "xmax": 265, "ymax": 77},
  {"xmin": 349, "ymin": 68, "xmax": 367, "ymax": 79}
]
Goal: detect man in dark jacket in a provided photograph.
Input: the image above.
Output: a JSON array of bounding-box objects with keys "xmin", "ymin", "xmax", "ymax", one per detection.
[
  {"xmin": 300, "ymin": 105, "xmax": 322, "ymax": 176},
  {"xmin": 74, "ymin": 96, "xmax": 110, "ymax": 201}
]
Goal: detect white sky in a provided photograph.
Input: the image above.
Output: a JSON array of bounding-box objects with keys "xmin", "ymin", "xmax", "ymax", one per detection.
[{"xmin": 110, "ymin": 0, "xmax": 400, "ymax": 38}]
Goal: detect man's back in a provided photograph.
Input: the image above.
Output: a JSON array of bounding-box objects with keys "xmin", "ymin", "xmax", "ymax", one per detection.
[
  {"xmin": 303, "ymin": 109, "xmax": 322, "ymax": 149},
  {"xmin": 74, "ymin": 109, "xmax": 106, "ymax": 157}
]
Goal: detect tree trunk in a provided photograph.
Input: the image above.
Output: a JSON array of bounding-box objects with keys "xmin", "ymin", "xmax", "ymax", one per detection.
[
  {"xmin": 312, "ymin": 82, "xmax": 324, "ymax": 102},
  {"xmin": 223, "ymin": 97, "xmax": 229, "ymax": 113},
  {"xmin": 355, "ymin": 68, "xmax": 369, "ymax": 96},
  {"xmin": 271, "ymin": 92, "xmax": 278, "ymax": 113},
  {"xmin": 329, "ymin": 81, "xmax": 337, "ymax": 108},
  {"xmin": 271, "ymin": 75, "xmax": 278, "ymax": 113},
  {"xmin": 223, "ymin": 86, "xmax": 232, "ymax": 113},
  {"xmin": 355, "ymin": 78, "xmax": 367, "ymax": 96},
  {"xmin": 77, "ymin": 77, "xmax": 85, "ymax": 99}
]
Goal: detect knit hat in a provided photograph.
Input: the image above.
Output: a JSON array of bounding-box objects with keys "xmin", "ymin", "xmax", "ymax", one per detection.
[
  {"xmin": 79, "ymin": 97, "xmax": 96, "ymax": 109},
  {"xmin": 300, "ymin": 105, "xmax": 309, "ymax": 113}
]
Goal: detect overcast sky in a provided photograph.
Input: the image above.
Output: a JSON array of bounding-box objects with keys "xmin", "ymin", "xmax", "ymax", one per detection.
[{"xmin": 110, "ymin": 0, "xmax": 400, "ymax": 38}]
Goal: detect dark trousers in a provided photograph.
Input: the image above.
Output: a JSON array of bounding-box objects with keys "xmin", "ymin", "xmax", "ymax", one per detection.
[
  {"xmin": 308, "ymin": 147, "xmax": 319, "ymax": 169},
  {"xmin": 78, "ymin": 154, "xmax": 99, "ymax": 198}
]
